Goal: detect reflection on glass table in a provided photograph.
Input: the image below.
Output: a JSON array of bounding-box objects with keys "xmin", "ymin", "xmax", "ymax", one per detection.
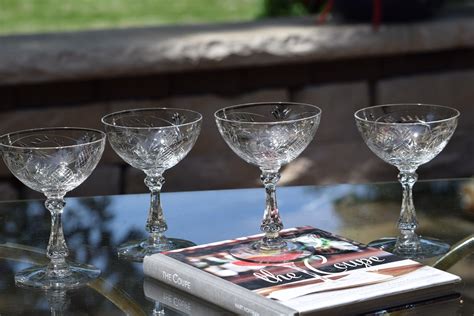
[
  {"xmin": 0, "ymin": 178, "xmax": 473, "ymax": 315},
  {"xmin": 143, "ymin": 277, "xmax": 230, "ymax": 315}
]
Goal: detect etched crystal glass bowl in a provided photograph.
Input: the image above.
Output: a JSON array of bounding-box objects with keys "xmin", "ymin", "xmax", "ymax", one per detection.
[
  {"xmin": 355, "ymin": 104, "xmax": 459, "ymax": 258},
  {"xmin": 0, "ymin": 127, "xmax": 106, "ymax": 289},
  {"xmin": 102, "ymin": 108, "xmax": 202, "ymax": 261},
  {"xmin": 215, "ymin": 102, "xmax": 321, "ymax": 263}
]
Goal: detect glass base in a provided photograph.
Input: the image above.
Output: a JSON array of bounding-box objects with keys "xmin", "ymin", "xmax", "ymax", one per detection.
[
  {"xmin": 368, "ymin": 236, "xmax": 450, "ymax": 259},
  {"xmin": 229, "ymin": 240, "xmax": 313, "ymax": 264},
  {"xmin": 117, "ymin": 238, "xmax": 196, "ymax": 262},
  {"xmin": 15, "ymin": 262, "xmax": 100, "ymax": 290}
]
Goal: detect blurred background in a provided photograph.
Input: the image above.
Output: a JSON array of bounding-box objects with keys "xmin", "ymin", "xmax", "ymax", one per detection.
[{"xmin": 0, "ymin": 0, "xmax": 473, "ymax": 199}]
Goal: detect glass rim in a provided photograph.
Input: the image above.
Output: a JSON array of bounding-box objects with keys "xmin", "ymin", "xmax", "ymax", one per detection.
[
  {"xmin": 214, "ymin": 102, "xmax": 322, "ymax": 125},
  {"xmin": 354, "ymin": 103, "xmax": 460, "ymax": 125},
  {"xmin": 101, "ymin": 107, "xmax": 203, "ymax": 129},
  {"xmin": 0, "ymin": 127, "xmax": 106, "ymax": 150}
]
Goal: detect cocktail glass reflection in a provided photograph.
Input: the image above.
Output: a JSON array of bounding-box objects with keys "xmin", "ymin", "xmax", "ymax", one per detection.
[
  {"xmin": 0, "ymin": 127, "xmax": 106, "ymax": 289},
  {"xmin": 102, "ymin": 108, "xmax": 202, "ymax": 262},
  {"xmin": 355, "ymin": 104, "xmax": 459, "ymax": 259},
  {"xmin": 215, "ymin": 102, "xmax": 321, "ymax": 263}
]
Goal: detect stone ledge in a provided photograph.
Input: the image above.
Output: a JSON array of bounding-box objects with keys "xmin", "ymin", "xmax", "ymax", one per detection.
[{"xmin": 1, "ymin": 9, "xmax": 474, "ymax": 85}]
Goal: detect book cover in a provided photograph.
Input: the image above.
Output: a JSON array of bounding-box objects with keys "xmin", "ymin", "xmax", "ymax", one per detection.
[{"xmin": 143, "ymin": 226, "xmax": 461, "ymax": 315}]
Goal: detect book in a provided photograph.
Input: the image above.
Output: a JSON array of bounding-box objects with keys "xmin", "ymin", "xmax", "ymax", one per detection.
[{"xmin": 143, "ymin": 226, "xmax": 461, "ymax": 315}]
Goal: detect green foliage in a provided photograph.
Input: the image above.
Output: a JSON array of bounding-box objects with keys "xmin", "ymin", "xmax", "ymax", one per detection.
[{"xmin": 0, "ymin": 0, "xmax": 264, "ymax": 35}]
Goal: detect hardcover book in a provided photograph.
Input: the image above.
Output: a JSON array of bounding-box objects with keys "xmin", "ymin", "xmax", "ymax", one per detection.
[{"xmin": 143, "ymin": 226, "xmax": 461, "ymax": 315}]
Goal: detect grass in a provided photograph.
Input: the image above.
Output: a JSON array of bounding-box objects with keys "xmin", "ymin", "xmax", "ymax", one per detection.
[{"xmin": 0, "ymin": 0, "xmax": 266, "ymax": 35}]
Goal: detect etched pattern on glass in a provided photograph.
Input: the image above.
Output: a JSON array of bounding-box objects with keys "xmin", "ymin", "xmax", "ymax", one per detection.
[
  {"xmin": 217, "ymin": 104, "xmax": 320, "ymax": 170},
  {"xmin": 2, "ymin": 131, "xmax": 105, "ymax": 195},
  {"xmin": 105, "ymin": 112, "xmax": 200, "ymax": 173},
  {"xmin": 356, "ymin": 109, "xmax": 458, "ymax": 171}
]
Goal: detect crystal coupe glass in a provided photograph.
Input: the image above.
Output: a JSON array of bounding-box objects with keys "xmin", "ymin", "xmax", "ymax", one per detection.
[
  {"xmin": 355, "ymin": 104, "xmax": 459, "ymax": 259},
  {"xmin": 0, "ymin": 127, "xmax": 106, "ymax": 289},
  {"xmin": 102, "ymin": 108, "xmax": 202, "ymax": 262},
  {"xmin": 215, "ymin": 102, "xmax": 321, "ymax": 263}
]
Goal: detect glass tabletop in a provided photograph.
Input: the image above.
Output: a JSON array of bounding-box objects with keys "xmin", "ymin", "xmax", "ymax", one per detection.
[{"xmin": 0, "ymin": 178, "xmax": 473, "ymax": 315}]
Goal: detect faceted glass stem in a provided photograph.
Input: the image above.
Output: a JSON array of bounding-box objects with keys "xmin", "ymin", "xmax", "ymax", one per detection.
[
  {"xmin": 228, "ymin": 168, "xmax": 313, "ymax": 263},
  {"xmin": 16, "ymin": 194, "xmax": 100, "ymax": 288},
  {"xmin": 259, "ymin": 169, "xmax": 285, "ymax": 250},
  {"xmin": 394, "ymin": 171, "xmax": 421, "ymax": 255},
  {"xmin": 144, "ymin": 173, "xmax": 169, "ymax": 250},
  {"xmin": 47, "ymin": 290, "xmax": 69, "ymax": 316},
  {"xmin": 45, "ymin": 195, "xmax": 70, "ymax": 277}
]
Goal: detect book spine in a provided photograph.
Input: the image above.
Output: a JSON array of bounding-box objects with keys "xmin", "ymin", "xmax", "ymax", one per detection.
[{"xmin": 143, "ymin": 254, "xmax": 297, "ymax": 316}]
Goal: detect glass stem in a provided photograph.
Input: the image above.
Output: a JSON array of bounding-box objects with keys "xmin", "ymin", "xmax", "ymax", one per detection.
[
  {"xmin": 395, "ymin": 171, "xmax": 421, "ymax": 254},
  {"xmin": 47, "ymin": 290, "xmax": 69, "ymax": 316},
  {"xmin": 259, "ymin": 168, "xmax": 284, "ymax": 250},
  {"xmin": 45, "ymin": 195, "xmax": 69, "ymax": 276},
  {"xmin": 144, "ymin": 174, "xmax": 168, "ymax": 247}
]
